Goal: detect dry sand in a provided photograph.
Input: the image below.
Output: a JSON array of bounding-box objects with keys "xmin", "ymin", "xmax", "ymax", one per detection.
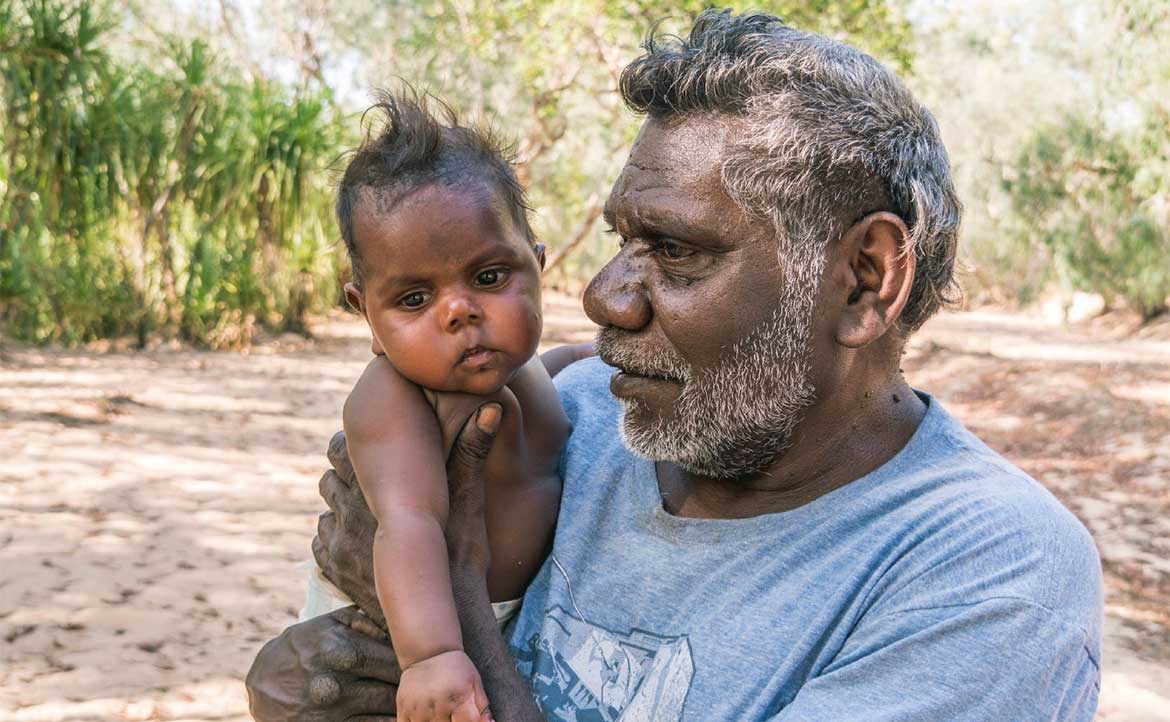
[{"xmin": 1, "ymin": 293, "xmax": 1168, "ymax": 721}]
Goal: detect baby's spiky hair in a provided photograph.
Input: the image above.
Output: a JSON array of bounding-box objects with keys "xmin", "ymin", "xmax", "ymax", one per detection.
[{"xmin": 336, "ymin": 89, "xmax": 535, "ymax": 288}]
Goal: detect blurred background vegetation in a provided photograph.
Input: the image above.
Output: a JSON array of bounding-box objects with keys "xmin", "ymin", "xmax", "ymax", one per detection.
[{"xmin": 1, "ymin": 0, "xmax": 1167, "ymax": 348}]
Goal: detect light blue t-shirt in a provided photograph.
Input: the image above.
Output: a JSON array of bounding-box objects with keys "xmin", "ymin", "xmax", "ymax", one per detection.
[{"xmin": 507, "ymin": 357, "xmax": 1102, "ymax": 722}]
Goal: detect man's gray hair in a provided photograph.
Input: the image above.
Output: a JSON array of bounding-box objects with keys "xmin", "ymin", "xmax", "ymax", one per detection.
[{"xmin": 620, "ymin": 9, "xmax": 962, "ymax": 332}]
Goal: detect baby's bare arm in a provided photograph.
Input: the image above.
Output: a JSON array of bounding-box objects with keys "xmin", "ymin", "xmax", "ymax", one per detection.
[{"xmin": 342, "ymin": 357, "xmax": 463, "ymax": 670}]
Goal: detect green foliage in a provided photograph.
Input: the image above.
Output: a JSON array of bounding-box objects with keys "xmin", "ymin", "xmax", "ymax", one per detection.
[
  {"xmin": 916, "ymin": 0, "xmax": 1170, "ymax": 317},
  {"xmin": 9, "ymin": 0, "xmax": 1165, "ymax": 344},
  {"xmin": 1006, "ymin": 109, "xmax": 1170, "ymax": 319},
  {"xmin": 0, "ymin": 0, "xmax": 346, "ymax": 346}
]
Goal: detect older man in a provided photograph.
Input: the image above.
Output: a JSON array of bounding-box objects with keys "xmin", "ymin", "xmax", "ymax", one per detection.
[{"xmin": 247, "ymin": 10, "xmax": 1102, "ymax": 722}]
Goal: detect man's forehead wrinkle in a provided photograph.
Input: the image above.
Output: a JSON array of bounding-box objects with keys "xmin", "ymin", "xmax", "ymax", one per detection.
[
  {"xmin": 623, "ymin": 159, "xmax": 672, "ymax": 174},
  {"xmin": 619, "ymin": 155, "xmax": 721, "ymax": 202}
]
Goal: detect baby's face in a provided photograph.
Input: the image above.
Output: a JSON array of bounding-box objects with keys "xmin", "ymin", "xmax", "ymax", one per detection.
[{"xmin": 347, "ymin": 183, "xmax": 543, "ymax": 395}]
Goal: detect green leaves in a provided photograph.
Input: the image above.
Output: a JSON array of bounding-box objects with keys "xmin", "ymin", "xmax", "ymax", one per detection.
[
  {"xmin": 0, "ymin": 0, "xmax": 347, "ymax": 346},
  {"xmin": 1009, "ymin": 107, "xmax": 1170, "ymax": 319}
]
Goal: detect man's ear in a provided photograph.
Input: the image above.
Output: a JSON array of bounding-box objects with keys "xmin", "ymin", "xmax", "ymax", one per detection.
[
  {"xmin": 832, "ymin": 212, "xmax": 915, "ymax": 349},
  {"xmin": 534, "ymin": 242, "xmax": 547, "ymax": 271},
  {"xmin": 344, "ymin": 282, "xmax": 385, "ymax": 356}
]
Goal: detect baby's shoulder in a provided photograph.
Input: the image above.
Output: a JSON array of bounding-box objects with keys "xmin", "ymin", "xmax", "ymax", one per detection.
[
  {"xmin": 343, "ymin": 356, "xmax": 431, "ymax": 434},
  {"xmin": 348, "ymin": 355, "xmax": 417, "ymax": 400},
  {"xmin": 506, "ymin": 355, "xmax": 570, "ymax": 452}
]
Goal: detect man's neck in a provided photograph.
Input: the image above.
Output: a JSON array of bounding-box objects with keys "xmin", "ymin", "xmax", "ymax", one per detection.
[{"xmin": 656, "ymin": 375, "xmax": 927, "ymax": 519}]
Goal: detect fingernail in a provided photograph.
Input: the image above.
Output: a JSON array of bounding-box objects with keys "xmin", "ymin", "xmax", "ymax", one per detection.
[{"xmin": 476, "ymin": 403, "xmax": 502, "ymax": 433}]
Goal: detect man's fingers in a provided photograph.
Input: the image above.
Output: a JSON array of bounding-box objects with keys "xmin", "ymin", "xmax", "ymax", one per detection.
[
  {"xmin": 447, "ymin": 403, "xmax": 501, "ymax": 484},
  {"xmin": 311, "ymin": 532, "xmax": 327, "ymax": 572},
  {"xmin": 324, "ymin": 622, "xmax": 401, "ymax": 683},
  {"xmin": 348, "ymin": 610, "xmax": 389, "ymax": 642},
  {"xmin": 349, "ymin": 629, "xmax": 401, "ymax": 684},
  {"xmin": 320, "ymin": 469, "xmax": 343, "ymax": 510},
  {"xmin": 314, "ymin": 511, "xmax": 337, "ymax": 568},
  {"xmin": 344, "ymin": 678, "xmax": 398, "ymax": 717},
  {"xmin": 327, "ymin": 604, "xmax": 362, "ymax": 628},
  {"xmin": 308, "ymin": 673, "xmax": 342, "ymax": 706},
  {"xmin": 328, "ymin": 430, "xmax": 356, "ymax": 485}
]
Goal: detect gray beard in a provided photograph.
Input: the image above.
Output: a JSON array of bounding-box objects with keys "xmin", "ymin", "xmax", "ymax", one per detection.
[{"xmin": 595, "ymin": 288, "xmax": 817, "ymax": 481}]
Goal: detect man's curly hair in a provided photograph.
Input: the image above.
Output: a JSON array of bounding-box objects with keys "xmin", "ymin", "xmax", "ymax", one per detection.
[{"xmin": 620, "ymin": 10, "xmax": 963, "ymax": 332}]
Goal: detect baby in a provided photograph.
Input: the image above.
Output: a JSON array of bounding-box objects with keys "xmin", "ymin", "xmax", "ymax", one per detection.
[{"xmin": 336, "ymin": 93, "xmax": 569, "ymax": 722}]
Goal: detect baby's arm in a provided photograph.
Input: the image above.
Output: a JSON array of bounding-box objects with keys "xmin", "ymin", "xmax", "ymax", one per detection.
[
  {"xmin": 343, "ymin": 356, "xmax": 459, "ymax": 667},
  {"xmin": 343, "ymin": 357, "xmax": 488, "ymax": 721}
]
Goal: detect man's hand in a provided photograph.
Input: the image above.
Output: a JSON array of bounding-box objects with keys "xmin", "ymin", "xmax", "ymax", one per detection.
[
  {"xmin": 444, "ymin": 403, "xmax": 501, "ymax": 578},
  {"xmin": 313, "ymin": 430, "xmax": 385, "ymax": 628},
  {"xmin": 245, "ymin": 606, "xmax": 400, "ymax": 722}
]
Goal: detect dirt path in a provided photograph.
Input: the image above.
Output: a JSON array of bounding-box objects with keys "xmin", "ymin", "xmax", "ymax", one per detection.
[{"xmin": 1, "ymin": 294, "xmax": 1167, "ymax": 721}]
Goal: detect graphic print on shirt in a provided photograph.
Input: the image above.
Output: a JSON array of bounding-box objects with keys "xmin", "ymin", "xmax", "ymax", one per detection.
[{"xmin": 511, "ymin": 605, "xmax": 694, "ymax": 722}]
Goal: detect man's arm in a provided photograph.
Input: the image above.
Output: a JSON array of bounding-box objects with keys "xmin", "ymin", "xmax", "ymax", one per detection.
[
  {"xmin": 539, "ymin": 342, "xmax": 594, "ymax": 379},
  {"xmin": 443, "ymin": 405, "xmax": 546, "ymax": 722}
]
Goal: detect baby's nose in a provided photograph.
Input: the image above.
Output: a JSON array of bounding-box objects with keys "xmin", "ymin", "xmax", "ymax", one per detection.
[{"xmin": 441, "ymin": 294, "xmax": 483, "ymax": 330}]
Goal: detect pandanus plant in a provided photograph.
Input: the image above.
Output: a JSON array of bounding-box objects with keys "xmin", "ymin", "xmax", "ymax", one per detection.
[{"xmin": 0, "ymin": 0, "xmax": 346, "ymax": 347}]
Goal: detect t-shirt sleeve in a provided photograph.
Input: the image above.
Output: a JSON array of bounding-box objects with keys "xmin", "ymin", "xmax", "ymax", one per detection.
[{"xmin": 770, "ymin": 598, "xmax": 1099, "ymax": 722}]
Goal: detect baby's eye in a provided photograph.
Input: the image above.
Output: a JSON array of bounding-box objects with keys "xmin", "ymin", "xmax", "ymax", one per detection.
[
  {"xmin": 399, "ymin": 291, "xmax": 429, "ymax": 309},
  {"xmin": 474, "ymin": 267, "xmax": 509, "ymax": 287}
]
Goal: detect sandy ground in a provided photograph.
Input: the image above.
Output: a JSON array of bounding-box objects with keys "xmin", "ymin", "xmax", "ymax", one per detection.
[{"xmin": 1, "ymin": 292, "xmax": 1168, "ymax": 722}]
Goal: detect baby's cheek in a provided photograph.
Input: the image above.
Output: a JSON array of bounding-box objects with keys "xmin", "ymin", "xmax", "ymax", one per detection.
[{"xmin": 493, "ymin": 294, "xmax": 541, "ymax": 354}]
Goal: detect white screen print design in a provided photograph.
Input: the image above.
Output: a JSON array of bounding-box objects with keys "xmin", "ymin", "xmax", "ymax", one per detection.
[{"xmin": 512, "ymin": 558, "xmax": 695, "ymax": 722}]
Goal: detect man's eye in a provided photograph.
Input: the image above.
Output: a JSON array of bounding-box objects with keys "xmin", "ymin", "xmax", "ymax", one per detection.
[
  {"xmin": 475, "ymin": 268, "xmax": 509, "ymax": 287},
  {"xmin": 657, "ymin": 241, "xmax": 695, "ymax": 260},
  {"xmin": 605, "ymin": 225, "xmax": 628, "ymax": 248},
  {"xmin": 399, "ymin": 291, "xmax": 429, "ymax": 308}
]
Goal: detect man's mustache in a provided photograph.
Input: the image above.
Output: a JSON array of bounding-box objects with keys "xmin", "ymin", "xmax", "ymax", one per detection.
[{"xmin": 594, "ymin": 327, "xmax": 690, "ymax": 382}]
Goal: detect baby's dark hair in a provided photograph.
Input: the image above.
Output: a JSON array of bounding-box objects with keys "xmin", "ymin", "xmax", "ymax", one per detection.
[{"xmin": 337, "ymin": 89, "xmax": 536, "ymax": 289}]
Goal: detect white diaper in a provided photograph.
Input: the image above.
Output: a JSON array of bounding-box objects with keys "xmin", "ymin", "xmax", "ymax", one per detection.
[{"xmin": 298, "ymin": 562, "xmax": 521, "ymax": 627}]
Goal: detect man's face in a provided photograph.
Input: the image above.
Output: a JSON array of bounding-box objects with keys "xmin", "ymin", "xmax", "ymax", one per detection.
[{"xmin": 584, "ymin": 115, "xmax": 821, "ymax": 480}]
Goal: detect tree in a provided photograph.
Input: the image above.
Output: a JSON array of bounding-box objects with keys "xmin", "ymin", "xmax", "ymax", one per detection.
[
  {"xmin": 912, "ymin": 0, "xmax": 1170, "ymax": 317},
  {"xmin": 1007, "ymin": 108, "xmax": 1170, "ymax": 319}
]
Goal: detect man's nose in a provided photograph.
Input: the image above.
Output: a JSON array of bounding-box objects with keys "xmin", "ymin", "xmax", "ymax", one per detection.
[
  {"xmin": 583, "ymin": 248, "xmax": 651, "ymax": 331},
  {"xmin": 438, "ymin": 293, "xmax": 483, "ymax": 331}
]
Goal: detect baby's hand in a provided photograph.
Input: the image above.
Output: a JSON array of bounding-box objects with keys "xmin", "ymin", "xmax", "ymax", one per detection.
[{"xmin": 397, "ymin": 649, "xmax": 491, "ymax": 722}]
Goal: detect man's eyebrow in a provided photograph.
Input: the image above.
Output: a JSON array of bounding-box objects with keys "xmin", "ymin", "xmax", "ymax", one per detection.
[{"xmin": 629, "ymin": 206, "xmax": 734, "ymax": 249}]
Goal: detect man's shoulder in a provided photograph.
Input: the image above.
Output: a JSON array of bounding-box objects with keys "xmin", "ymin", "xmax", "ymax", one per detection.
[
  {"xmin": 907, "ymin": 397, "xmax": 1097, "ymax": 566},
  {"xmin": 870, "ymin": 395, "xmax": 1103, "ymax": 653}
]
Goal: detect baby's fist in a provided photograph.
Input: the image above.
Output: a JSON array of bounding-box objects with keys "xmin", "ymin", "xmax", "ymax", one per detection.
[{"xmin": 397, "ymin": 649, "xmax": 491, "ymax": 722}]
